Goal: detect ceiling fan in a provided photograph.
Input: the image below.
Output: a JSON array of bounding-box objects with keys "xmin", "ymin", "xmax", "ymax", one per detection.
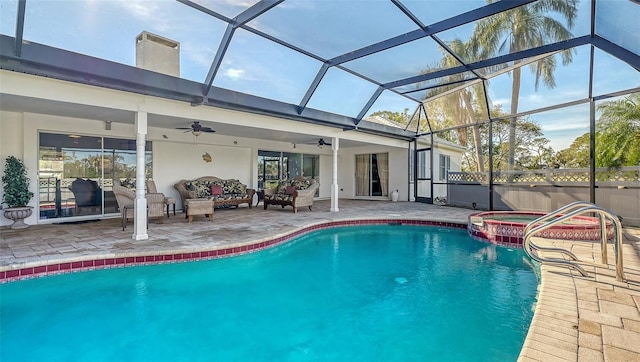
[
  {"xmin": 317, "ymin": 138, "xmax": 331, "ymax": 148},
  {"xmin": 176, "ymin": 121, "xmax": 216, "ymax": 136}
]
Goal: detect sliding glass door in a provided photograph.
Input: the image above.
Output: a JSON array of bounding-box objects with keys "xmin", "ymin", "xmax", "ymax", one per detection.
[
  {"xmin": 258, "ymin": 150, "xmax": 319, "ymax": 192},
  {"xmin": 38, "ymin": 132, "xmax": 152, "ymax": 220},
  {"xmin": 355, "ymin": 153, "xmax": 389, "ymax": 197},
  {"xmin": 258, "ymin": 151, "xmax": 281, "ymax": 191}
]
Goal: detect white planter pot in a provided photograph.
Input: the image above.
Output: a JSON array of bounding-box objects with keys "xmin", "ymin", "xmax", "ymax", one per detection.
[
  {"xmin": 3, "ymin": 206, "xmax": 33, "ymax": 229},
  {"xmin": 390, "ymin": 190, "xmax": 399, "ymax": 202}
]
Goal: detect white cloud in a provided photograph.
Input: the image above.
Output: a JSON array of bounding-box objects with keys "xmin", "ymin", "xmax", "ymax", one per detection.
[
  {"xmin": 116, "ymin": 1, "xmax": 161, "ymax": 22},
  {"xmin": 532, "ymin": 108, "xmax": 590, "ymax": 150},
  {"xmin": 112, "ymin": 0, "xmax": 175, "ymax": 33},
  {"xmin": 225, "ymin": 68, "xmax": 246, "ymax": 80},
  {"xmin": 489, "ymin": 97, "xmax": 510, "ymax": 109},
  {"xmin": 540, "ymin": 122, "xmax": 587, "ymax": 133}
]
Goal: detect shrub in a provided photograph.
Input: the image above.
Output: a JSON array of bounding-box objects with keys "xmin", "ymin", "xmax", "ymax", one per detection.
[{"xmin": 2, "ymin": 156, "xmax": 34, "ymax": 208}]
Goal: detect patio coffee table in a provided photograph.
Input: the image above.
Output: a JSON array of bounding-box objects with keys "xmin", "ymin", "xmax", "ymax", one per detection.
[{"xmin": 185, "ymin": 198, "xmax": 214, "ymax": 223}]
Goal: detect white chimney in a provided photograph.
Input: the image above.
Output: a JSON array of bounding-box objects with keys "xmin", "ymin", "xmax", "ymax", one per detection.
[{"xmin": 135, "ymin": 31, "xmax": 180, "ymax": 77}]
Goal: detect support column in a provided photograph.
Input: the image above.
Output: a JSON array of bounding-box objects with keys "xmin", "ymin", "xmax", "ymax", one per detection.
[
  {"xmin": 251, "ymin": 147, "xmax": 259, "ymax": 207},
  {"xmin": 330, "ymin": 137, "xmax": 339, "ymax": 212},
  {"xmin": 133, "ymin": 111, "xmax": 149, "ymax": 240}
]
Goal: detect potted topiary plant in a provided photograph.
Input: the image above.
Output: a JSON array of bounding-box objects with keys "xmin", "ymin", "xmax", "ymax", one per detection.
[{"xmin": 2, "ymin": 156, "xmax": 34, "ymax": 229}]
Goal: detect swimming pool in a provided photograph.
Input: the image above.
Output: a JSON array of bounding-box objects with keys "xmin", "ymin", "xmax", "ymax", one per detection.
[{"xmin": 0, "ymin": 225, "xmax": 538, "ymax": 361}]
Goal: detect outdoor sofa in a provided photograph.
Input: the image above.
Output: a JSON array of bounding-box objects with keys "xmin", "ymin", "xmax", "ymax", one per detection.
[{"xmin": 174, "ymin": 176, "xmax": 255, "ymax": 209}]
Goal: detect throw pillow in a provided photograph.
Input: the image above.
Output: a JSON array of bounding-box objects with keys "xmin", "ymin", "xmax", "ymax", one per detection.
[
  {"xmin": 121, "ymin": 178, "xmax": 136, "ymax": 189},
  {"xmin": 190, "ymin": 180, "xmax": 211, "ymax": 198},
  {"xmin": 211, "ymin": 184, "xmax": 223, "ymax": 196},
  {"xmin": 286, "ymin": 185, "xmax": 296, "ymax": 195},
  {"xmin": 276, "ymin": 181, "xmax": 288, "ymax": 194},
  {"xmin": 293, "ymin": 178, "xmax": 311, "ymax": 190}
]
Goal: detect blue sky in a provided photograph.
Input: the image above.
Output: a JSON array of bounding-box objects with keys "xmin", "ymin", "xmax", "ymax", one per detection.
[{"xmin": 1, "ymin": 0, "xmax": 638, "ymax": 151}]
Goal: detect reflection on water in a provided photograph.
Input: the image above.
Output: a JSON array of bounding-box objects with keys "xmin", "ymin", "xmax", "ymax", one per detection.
[{"xmin": 473, "ymin": 244, "xmax": 497, "ymax": 261}]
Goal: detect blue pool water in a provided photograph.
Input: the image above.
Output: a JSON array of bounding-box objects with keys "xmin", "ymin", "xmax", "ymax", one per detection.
[{"xmin": 1, "ymin": 225, "xmax": 538, "ymax": 361}]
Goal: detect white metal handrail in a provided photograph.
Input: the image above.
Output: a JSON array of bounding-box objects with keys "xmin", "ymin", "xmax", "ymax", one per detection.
[
  {"xmin": 523, "ymin": 201, "xmax": 603, "ymax": 262},
  {"xmin": 523, "ymin": 204, "xmax": 624, "ymax": 281}
]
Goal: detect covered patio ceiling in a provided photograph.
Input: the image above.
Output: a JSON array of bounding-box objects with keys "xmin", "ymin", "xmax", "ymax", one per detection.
[
  {"xmin": 0, "ymin": 0, "xmax": 639, "ymax": 143},
  {"xmin": 0, "ymin": 92, "xmax": 371, "ymax": 148}
]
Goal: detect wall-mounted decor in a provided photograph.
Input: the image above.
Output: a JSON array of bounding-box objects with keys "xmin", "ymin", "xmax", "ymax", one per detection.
[{"xmin": 202, "ymin": 152, "xmax": 212, "ymax": 163}]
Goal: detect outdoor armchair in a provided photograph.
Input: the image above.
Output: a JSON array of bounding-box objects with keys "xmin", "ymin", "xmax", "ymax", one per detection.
[
  {"xmin": 263, "ymin": 176, "xmax": 319, "ymax": 213},
  {"xmin": 146, "ymin": 180, "xmax": 176, "ymax": 217},
  {"xmin": 112, "ymin": 179, "xmax": 165, "ymax": 229},
  {"xmin": 68, "ymin": 177, "xmax": 101, "ymax": 215}
]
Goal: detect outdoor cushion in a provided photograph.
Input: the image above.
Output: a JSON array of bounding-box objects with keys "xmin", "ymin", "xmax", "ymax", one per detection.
[
  {"xmin": 292, "ymin": 178, "xmax": 311, "ymax": 190},
  {"xmin": 212, "ymin": 194, "xmax": 249, "ymax": 201},
  {"xmin": 186, "ymin": 180, "xmax": 212, "ymax": 198},
  {"xmin": 264, "ymin": 193, "xmax": 293, "ymax": 202},
  {"xmin": 276, "ymin": 182, "xmax": 288, "ymax": 194},
  {"xmin": 223, "ymin": 179, "xmax": 247, "ymax": 195},
  {"xmin": 286, "ymin": 185, "xmax": 296, "ymax": 195},
  {"xmin": 120, "ymin": 178, "xmax": 136, "ymax": 189}
]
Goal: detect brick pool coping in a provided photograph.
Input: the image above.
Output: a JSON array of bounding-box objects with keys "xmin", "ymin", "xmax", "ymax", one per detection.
[{"xmin": 1, "ymin": 218, "xmax": 466, "ymax": 283}]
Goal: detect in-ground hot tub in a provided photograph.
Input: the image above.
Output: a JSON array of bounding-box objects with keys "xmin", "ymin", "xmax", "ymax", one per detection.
[{"xmin": 468, "ymin": 211, "xmax": 613, "ymax": 247}]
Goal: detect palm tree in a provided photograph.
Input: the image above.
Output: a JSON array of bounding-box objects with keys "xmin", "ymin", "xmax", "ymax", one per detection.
[
  {"xmin": 470, "ymin": 0, "xmax": 578, "ymax": 171},
  {"xmin": 422, "ymin": 39, "xmax": 490, "ymax": 172},
  {"xmin": 596, "ymin": 93, "xmax": 640, "ymax": 167}
]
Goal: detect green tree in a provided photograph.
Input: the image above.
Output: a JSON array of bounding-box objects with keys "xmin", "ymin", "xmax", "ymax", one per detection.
[
  {"xmin": 554, "ymin": 94, "xmax": 640, "ymax": 168},
  {"xmin": 445, "ymin": 112, "xmax": 551, "ymax": 172},
  {"xmin": 596, "ymin": 93, "xmax": 640, "ymax": 167},
  {"xmin": 489, "ymin": 117, "xmax": 549, "ymax": 171},
  {"xmin": 369, "ymin": 109, "xmax": 412, "ymax": 126},
  {"xmin": 517, "ymin": 135, "xmax": 554, "ymax": 170},
  {"xmin": 470, "ymin": 0, "xmax": 577, "ymax": 171},
  {"xmin": 553, "ymin": 133, "xmax": 589, "ymax": 168}
]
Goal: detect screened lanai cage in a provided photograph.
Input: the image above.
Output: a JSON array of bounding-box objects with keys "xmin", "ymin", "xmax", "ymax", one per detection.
[{"xmin": 0, "ymin": 0, "xmax": 639, "ymax": 225}]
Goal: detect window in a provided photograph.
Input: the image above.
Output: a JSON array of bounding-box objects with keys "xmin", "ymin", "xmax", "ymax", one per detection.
[
  {"xmin": 439, "ymin": 154, "xmax": 450, "ymax": 181},
  {"xmin": 417, "ymin": 151, "xmax": 428, "ymax": 179}
]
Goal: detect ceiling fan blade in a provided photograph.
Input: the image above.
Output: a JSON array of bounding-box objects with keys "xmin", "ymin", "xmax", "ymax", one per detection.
[
  {"xmin": 201, "ymin": 128, "xmax": 216, "ymax": 133},
  {"xmin": 175, "ymin": 127, "xmax": 192, "ymax": 130}
]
